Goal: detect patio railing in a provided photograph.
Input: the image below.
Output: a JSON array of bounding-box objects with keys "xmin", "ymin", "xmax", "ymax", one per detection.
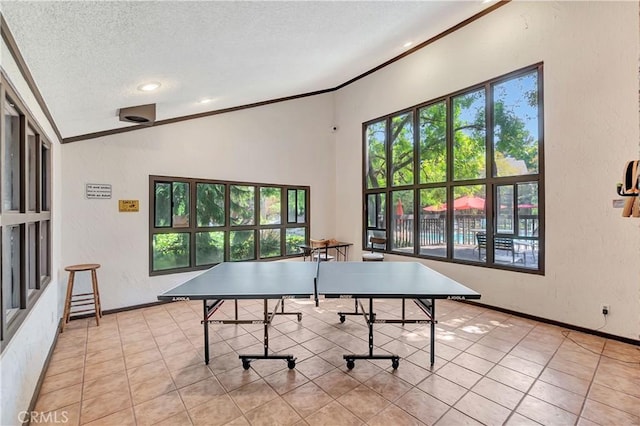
[{"xmin": 393, "ymin": 215, "xmax": 539, "ymax": 248}]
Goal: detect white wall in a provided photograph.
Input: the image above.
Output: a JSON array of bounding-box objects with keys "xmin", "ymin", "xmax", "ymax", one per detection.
[
  {"xmin": 0, "ymin": 36, "xmax": 63, "ymax": 424},
  {"xmin": 61, "ymin": 94, "xmax": 336, "ymax": 310},
  {"xmin": 0, "ymin": 284, "xmax": 60, "ymax": 425},
  {"xmin": 335, "ymin": 1, "xmax": 640, "ymax": 340}
]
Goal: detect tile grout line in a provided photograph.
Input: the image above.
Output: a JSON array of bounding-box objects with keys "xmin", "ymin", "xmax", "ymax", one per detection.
[
  {"xmin": 78, "ymin": 320, "xmax": 89, "ymax": 425},
  {"xmin": 118, "ymin": 312, "xmax": 139, "ymax": 426},
  {"xmin": 81, "ymin": 317, "xmax": 127, "ymax": 425},
  {"xmin": 188, "ymin": 305, "xmax": 250, "ymax": 424},
  {"xmin": 504, "ymin": 325, "xmax": 592, "ymax": 426},
  {"xmin": 572, "ymin": 334, "xmax": 614, "ymax": 425},
  {"xmin": 427, "ymin": 306, "xmax": 518, "ymax": 424},
  {"xmin": 159, "ymin": 305, "xmax": 202, "ymax": 425}
]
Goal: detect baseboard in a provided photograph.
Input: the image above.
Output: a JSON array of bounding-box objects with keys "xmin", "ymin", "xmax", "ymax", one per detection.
[
  {"xmin": 464, "ymin": 300, "xmax": 640, "ymax": 347},
  {"xmin": 102, "ymin": 300, "xmax": 171, "ymax": 315},
  {"xmin": 67, "ymin": 300, "xmax": 170, "ymax": 320},
  {"xmin": 26, "ymin": 317, "xmax": 63, "ymax": 425}
]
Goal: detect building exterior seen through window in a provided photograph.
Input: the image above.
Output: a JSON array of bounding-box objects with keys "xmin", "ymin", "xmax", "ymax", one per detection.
[{"xmin": 364, "ymin": 64, "xmax": 543, "ymax": 273}]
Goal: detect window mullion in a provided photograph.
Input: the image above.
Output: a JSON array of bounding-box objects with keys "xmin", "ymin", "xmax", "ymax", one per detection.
[
  {"xmin": 35, "ymin": 133, "xmax": 42, "ymax": 213},
  {"xmin": 190, "ymin": 179, "xmax": 197, "ymax": 269},
  {"xmin": 224, "ymin": 184, "xmax": 230, "ymax": 261},
  {"xmin": 413, "ymin": 109, "xmax": 419, "ymax": 255},
  {"xmin": 253, "ymin": 186, "xmax": 259, "ymax": 260},
  {"xmin": 445, "ymin": 96, "xmax": 454, "ymax": 259},
  {"xmin": 19, "ymin": 115, "xmax": 26, "ymax": 214},
  {"xmin": 19, "ymin": 224, "xmax": 26, "ymax": 309},
  {"xmin": 485, "ymin": 82, "xmax": 495, "ymax": 264},
  {"xmin": 385, "ymin": 118, "xmax": 391, "ymax": 253}
]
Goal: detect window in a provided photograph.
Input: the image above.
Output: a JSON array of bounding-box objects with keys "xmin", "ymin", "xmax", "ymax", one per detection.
[
  {"xmin": 3, "ymin": 100, "xmax": 20, "ymax": 212},
  {"xmin": 0, "ymin": 81, "xmax": 52, "ymax": 347},
  {"xmin": 150, "ymin": 176, "xmax": 309, "ymax": 275},
  {"xmin": 287, "ymin": 188, "xmax": 306, "ymax": 223},
  {"xmin": 363, "ymin": 64, "xmax": 543, "ymax": 273},
  {"xmin": 3, "ymin": 226, "xmax": 22, "ymax": 321},
  {"xmin": 27, "ymin": 126, "xmax": 37, "ymax": 211}
]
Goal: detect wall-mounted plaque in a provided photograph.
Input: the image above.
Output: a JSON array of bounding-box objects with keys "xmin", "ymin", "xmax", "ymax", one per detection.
[
  {"xmin": 86, "ymin": 183, "xmax": 112, "ymax": 199},
  {"xmin": 119, "ymin": 200, "xmax": 139, "ymax": 212}
]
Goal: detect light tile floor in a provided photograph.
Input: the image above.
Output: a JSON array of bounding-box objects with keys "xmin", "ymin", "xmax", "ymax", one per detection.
[{"xmin": 34, "ymin": 298, "xmax": 640, "ymax": 425}]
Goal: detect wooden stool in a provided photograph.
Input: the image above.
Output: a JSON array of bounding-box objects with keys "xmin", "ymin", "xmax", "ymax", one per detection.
[{"xmin": 62, "ymin": 264, "xmax": 102, "ymax": 331}]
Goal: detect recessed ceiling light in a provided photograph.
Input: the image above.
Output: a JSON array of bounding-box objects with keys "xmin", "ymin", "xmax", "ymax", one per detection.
[
  {"xmin": 403, "ymin": 41, "xmax": 413, "ymax": 48},
  {"xmin": 138, "ymin": 82, "xmax": 161, "ymax": 92},
  {"xmin": 199, "ymin": 98, "xmax": 213, "ymax": 104}
]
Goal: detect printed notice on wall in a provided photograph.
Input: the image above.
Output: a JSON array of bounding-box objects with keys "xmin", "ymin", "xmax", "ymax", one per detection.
[
  {"xmin": 119, "ymin": 200, "xmax": 139, "ymax": 212},
  {"xmin": 86, "ymin": 183, "xmax": 112, "ymax": 199}
]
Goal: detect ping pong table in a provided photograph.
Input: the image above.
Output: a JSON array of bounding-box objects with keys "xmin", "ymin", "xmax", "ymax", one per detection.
[{"xmin": 158, "ymin": 260, "xmax": 480, "ymax": 370}]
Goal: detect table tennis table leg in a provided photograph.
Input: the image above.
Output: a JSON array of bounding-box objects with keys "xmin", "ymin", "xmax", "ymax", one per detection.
[
  {"xmin": 238, "ymin": 298, "xmax": 297, "ymax": 370},
  {"xmin": 430, "ymin": 298, "xmax": 435, "ymax": 366},
  {"xmin": 203, "ymin": 300, "xmax": 210, "ymax": 365},
  {"xmin": 367, "ymin": 298, "xmax": 374, "ymax": 357},
  {"xmin": 337, "ymin": 298, "xmax": 360, "ymax": 323},
  {"xmin": 343, "ymin": 298, "xmax": 400, "ymax": 370},
  {"xmin": 402, "ymin": 299, "xmax": 406, "ymax": 325},
  {"xmin": 200, "ymin": 299, "xmax": 225, "ymax": 365},
  {"xmin": 369, "ymin": 298, "xmax": 437, "ymax": 368},
  {"xmin": 263, "ymin": 299, "xmax": 269, "ymax": 357},
  {"xmin": 275, "ymin": 298, "xmax": 303, "ymax": 321}
]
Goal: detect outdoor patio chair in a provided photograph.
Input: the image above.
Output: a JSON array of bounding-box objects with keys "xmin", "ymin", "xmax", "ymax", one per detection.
[
  {"xmin": 476, "ymin": 233, "xmax": 525, "ymax": 263},
  {"xmin": 362, "ymin": 236, "xmax": 386, "ymax": 261}
]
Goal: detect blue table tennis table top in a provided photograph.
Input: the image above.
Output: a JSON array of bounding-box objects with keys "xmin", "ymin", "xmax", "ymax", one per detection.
[{"xmin": 157, "ymin": 261, "xmax": 480, "ymax": 301}]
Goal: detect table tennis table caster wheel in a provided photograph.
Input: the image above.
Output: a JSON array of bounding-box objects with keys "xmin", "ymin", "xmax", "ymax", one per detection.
[
  {"xmin": 339, "ymin": 315, "xmax": 345, "ymax": 324},
  {"xmin": 287, "ymin": 359, "xmax": 296, "ymax": 369},
  {"xmin": 391, "ymin": 359, "xmax": 399, "ymax": 369},
  {"xmin": 297, "ymin": 313, "xmax": 302, "ymax": 322},
  {"xmin": 346, "ymin": 359, "xmax": 355, "ymax": 370},
  {"xmin": 242, "ymin": 360, "xmax": 251, "ymax": 370}
]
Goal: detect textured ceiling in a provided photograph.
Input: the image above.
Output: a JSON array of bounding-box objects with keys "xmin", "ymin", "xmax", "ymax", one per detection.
[{"xmin": 0, "ymin": 1, "xmax": 493, "ymax": 140}]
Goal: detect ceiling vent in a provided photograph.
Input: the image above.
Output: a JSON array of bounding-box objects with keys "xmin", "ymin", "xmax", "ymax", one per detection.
[{"xmin": 119, "ymin": 103, "xmax": 156, "ymax": 126}]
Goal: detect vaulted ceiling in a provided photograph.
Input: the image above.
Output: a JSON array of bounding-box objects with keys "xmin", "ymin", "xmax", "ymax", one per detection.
[{"xmin": 1, "ymin": 1, "xmax": 497, "ymax": 141}]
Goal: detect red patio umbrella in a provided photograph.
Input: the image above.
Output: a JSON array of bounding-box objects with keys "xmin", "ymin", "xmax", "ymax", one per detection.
[
  {"xmin": 422, "ymin": 196, "xmax": 485, "ymax": 212},
  {"xmin": 453, "ymin": 195, "xmax": 485, "ymax": 211},
  {"xmin": 423, "ymin": 203, "xmax": 446, "ymax": 212}
]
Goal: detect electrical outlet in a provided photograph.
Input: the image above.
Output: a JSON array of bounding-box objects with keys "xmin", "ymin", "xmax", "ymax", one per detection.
[{"xmin": 602, "ymin": 305, "xmax": 610, "ymax": 316}]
